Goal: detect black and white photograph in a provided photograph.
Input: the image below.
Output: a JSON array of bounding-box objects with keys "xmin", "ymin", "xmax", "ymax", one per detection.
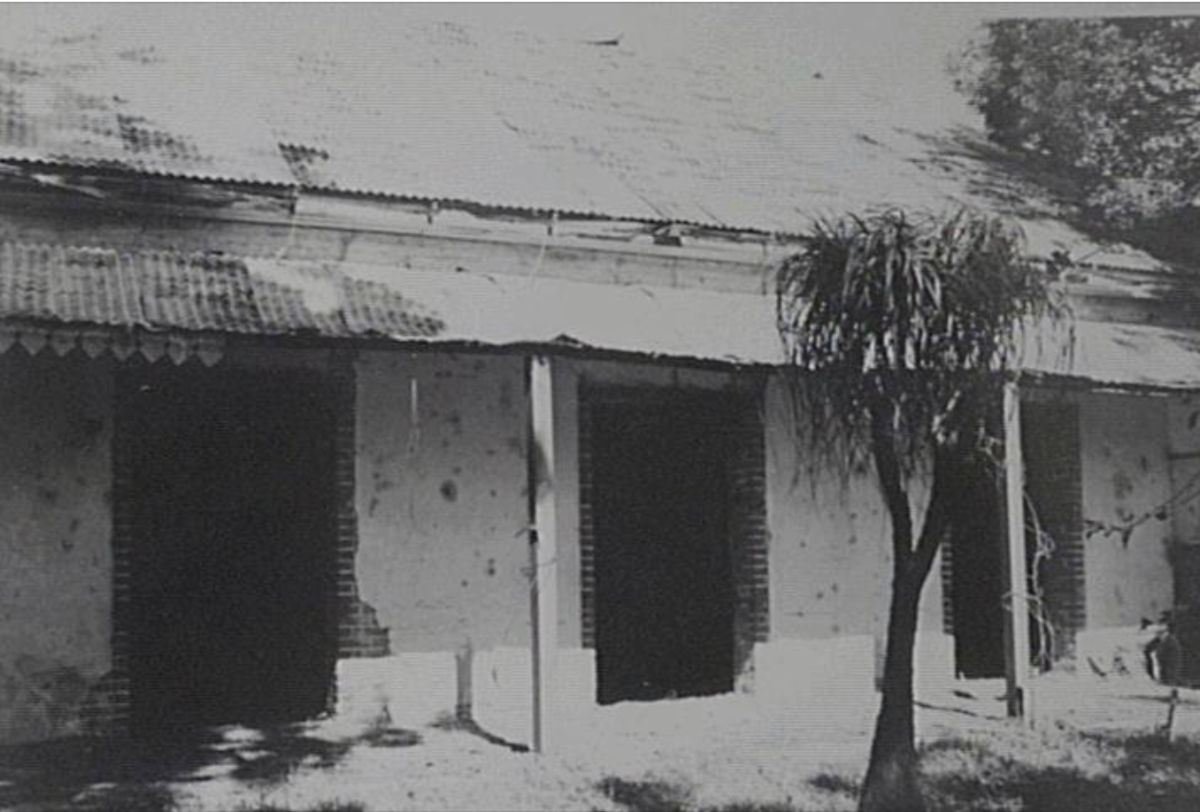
[{"xmin": 0, "ymin": 2, "xmax": 1199, "ymax": 810}]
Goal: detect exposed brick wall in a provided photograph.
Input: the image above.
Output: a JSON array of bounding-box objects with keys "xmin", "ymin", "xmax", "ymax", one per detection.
[
  {"xmin": 941, "ymin": 537, "xmax": 955, "ymax": 636},
  {"xmin": 330, "ymin": 361, "xmax": 390, "ymax": 660},
  {"xmin": 578, "ymin": 400, "xmax": 596, "ymax": 649},
  {"xmin": 727, "ymin": 393, "xmax": 770, "ymax": 678},
  {"xmin": 86, "ymin": 369, "xmax": 138, "ymax": 735},
  {"xmin": 1022, "ymin": 400, "xmax": 1085, "ymax": 661},
  {"xmin": 576, "ymin": 381, "xmax": 769, "ymax": 682}
]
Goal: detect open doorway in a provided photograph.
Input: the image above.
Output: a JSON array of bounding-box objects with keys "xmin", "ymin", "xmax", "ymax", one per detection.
[
  {"xmin": 590, "ymin": 393, "xmax": 736, "ymax": 704},
  {"xmin": 946, "ymin": 401, "xmax": 1083, "ymax": 677},
  {"xmin": 121, "ymin": 365, "xmax": 340, "ymax": 735},
  {"xmin": 947, "ymin": 458, "xmax": 1006, "ymax": 678}
]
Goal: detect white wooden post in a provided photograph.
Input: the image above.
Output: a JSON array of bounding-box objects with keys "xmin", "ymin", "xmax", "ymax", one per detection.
[
  {"xmin": 1002, "ymin": 381, "xmax": 1032, "ymax": 723},
  {"xmin": 527, "ymin": 354, "xmax": 558, "ymax": 753}
]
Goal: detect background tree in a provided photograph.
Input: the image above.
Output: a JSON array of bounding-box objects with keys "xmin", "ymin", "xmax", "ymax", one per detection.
[
  {"xmin": 775, "ymin": 210, "xmax": 1066, "ymax": 811},
  {"xmin": 954, "ymin": 16, "xmax": 1200, "ymax": 228}
]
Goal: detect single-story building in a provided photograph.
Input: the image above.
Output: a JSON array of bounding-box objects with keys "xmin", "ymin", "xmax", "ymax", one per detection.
[{"xmin": 1, "ymin": 15, "xmax": 1198, "ymax": 749}]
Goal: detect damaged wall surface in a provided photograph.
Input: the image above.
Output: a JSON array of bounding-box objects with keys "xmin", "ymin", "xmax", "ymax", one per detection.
[
  {"xmin": 760, "ymin": 375, "xmax": 949, "ymax": 695},
  {"xmin": 354, "ymin": 351, "xmax": 530, "ymax": 652},
  {"xmin": 344, "ymin": 350, "xmax": 534, "ymax": 738},
  {"xmin": 1080, "ymin": 392, "xmax": 1175, "ymax": 630},
  {"xmin": 0, "ymin": 352, "xmax": 113, "ymax": 743}
]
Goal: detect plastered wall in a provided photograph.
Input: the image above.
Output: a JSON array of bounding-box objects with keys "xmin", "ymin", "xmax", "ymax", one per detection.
[
  {"xmin": 1079, "ymin": 391, "xmax": 1174, "ymax": 630},
  {"xmin": 342, "ymin": 350, "xmax": 539, "ymax": 739},
  {"xmin": 1167, "ymin": 392, "xmax": 1200, "ymax": 549},
  {"xmin": 354, "ymin": 351, "xmax": 532, "ymax": 652},
  {"xmin": 0, "ymin": 352, "xmax": 113, "ymax": 743},
  {"xmin": 761, "ymin": 376, "xmax": 948, "ymax": 690}
]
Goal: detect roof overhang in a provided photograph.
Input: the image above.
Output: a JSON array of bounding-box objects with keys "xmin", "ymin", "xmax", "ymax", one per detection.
[{"xmin": 1, "ymin": 241, "xmax": 1199, "ymax": 393}]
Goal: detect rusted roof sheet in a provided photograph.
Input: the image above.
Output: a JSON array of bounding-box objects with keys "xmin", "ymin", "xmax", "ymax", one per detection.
[
  {"xmin": 0, "ymin": 242, "xmax": 444, "ymax": 339},
  {"xmin": 0, "ymin": 16, "xmax": 1169, "ymax": 272}
]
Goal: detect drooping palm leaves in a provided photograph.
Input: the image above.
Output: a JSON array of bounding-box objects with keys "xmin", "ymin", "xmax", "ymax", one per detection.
[{"xmin": 776, "ymin": 209, "xmax": 1068, "ymax": 471}]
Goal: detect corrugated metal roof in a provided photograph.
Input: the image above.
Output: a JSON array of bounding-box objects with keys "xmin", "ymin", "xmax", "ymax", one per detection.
[
  {"xmin": 0, "ymin": 15, "xmax": 1169, "ymax": 271},
  {"xmin": 1, "ymin": 239, "xmax": 1198, "ymax": 390},
  {"xmin": 334, "ymin": 259, "xmax": 1200, "ymax": 390},
  {"xmin": 0, "ymin": 242, "xmax": 444, "ymax": 339}
]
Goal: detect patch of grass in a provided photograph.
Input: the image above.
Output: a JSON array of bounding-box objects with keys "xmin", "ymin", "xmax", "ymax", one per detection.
[
  {"xmin": 233, "ymin": 801, "xmax": 365, "ymax": 812},
  {"xmin": 597, "ymin": 776, "xmax": 693, "ymax": 812},
  {"xmin": 1092, "ymin": 731, "xmax": 1200, "ymax": 783},
  {"xmin": 73, "ymin": 782, "xmax": 179, "ymax": 812},
  {"xmin": 807, "ymin": 771, "xmax": 860, "ymax": 796},
  {"xmin": 919, "ymin": 731, "xmax": 1200, "ymax": 812},
  {"xmin": 310, "ymin": 803, "xmax": 366, "ymax": 812}
]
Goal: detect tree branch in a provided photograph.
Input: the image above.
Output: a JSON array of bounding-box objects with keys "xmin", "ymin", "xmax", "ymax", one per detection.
[
  {"xmin": 870, "ymin": 401, "xmax": 914, "ymax": 573},
  {"xmin": 911, "ymin": 447, "xmax": 957, "ymax": 584}
]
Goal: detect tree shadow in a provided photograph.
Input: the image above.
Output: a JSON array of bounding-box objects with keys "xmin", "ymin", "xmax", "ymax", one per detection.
[
  {"xmin": 429, "ymin": 713, "xmax": 529, "ymax": 753},
  {"xmin": 0, "ymin": 731, "xmax": 221, "ymax": 811},
  {"xmin": 0, "ymin": 720, "xmax": 422, "ymax": 809},
  {"xmin": 595, "ymin": 775, "xmax": 694, "ymax": 812}
]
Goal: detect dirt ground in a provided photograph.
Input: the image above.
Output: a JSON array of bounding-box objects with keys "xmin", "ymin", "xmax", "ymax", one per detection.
[{"xmin": 2, "ymin": 672, "xmax": 1199, "ymax": 812}]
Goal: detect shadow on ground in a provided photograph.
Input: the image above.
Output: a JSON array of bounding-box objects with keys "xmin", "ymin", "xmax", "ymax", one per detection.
[
  {"xmin": 429, "ymin": 712, "xmax": 530, "ymax": 754},
  {"xmin": 0, "ymin": 720, "xmax": 419, "ymax": 812},
  {"xmin": 0, "ymin": 731, "xmax": 220, "ymax": 811}
]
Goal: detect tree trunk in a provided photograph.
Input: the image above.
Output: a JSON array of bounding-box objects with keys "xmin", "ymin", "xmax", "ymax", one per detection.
[
  {"xmin": 857, "ymin": 409, "xmax": 958, "ymax": 810},
  {"xmin": 859, "ymin": 572, "xmax": 925, "ymax": 812}
]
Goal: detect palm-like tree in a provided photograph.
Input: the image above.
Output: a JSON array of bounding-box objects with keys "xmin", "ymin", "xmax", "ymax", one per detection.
[{"xmin": 776, "ymin": 210, "xmax": 1067, "ymax": 811}]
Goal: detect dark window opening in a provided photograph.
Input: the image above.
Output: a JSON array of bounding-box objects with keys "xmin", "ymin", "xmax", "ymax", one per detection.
[
  {"xmin": 590, "ymin": 393, "xmax": 736, "ymax": 704},
  {"xmin": 122, "ymin": 365, "xmax": 339, "ymax": 736}
]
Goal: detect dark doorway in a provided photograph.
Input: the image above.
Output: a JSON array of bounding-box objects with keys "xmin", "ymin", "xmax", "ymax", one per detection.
[
  {"xmin": 947, "ymin": 403, "xmax": 1085, "ymax": 678},
  {"xmin": 948, "ymin": 456, "xmax": 1006, "ymax": 679},
  {"xmin": 122, "ymin": 365, "xmax": 339, "ymax": 735},
  {"xmin": 590, "ymin": 393, "xmax": 735, "ymax": 704}
]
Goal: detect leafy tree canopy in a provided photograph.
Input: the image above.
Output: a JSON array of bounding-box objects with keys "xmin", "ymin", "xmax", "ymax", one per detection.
[{"xmin": 955, "ymin": 16, "xmax": 1200, "ymax": 228}]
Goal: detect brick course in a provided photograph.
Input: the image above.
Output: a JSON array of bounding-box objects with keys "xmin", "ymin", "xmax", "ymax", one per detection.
[{"xmin": 1022, "ymin": 401, "xmax": 1085, "ymax": 661}]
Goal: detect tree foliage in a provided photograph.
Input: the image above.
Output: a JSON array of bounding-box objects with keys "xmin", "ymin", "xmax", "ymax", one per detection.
[
  {"xmin": 955, "ymin": 16, "xmax": 1200, "ymax": 226},
  {"xmin": 777, "ymin": 209, "xmax": 1065, "ymax": 467}
]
